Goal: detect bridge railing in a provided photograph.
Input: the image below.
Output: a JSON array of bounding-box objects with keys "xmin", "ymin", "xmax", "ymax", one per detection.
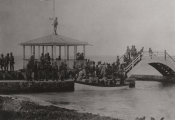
[
  {"xmin": 143, "ymin": 50, "xmax": 175, "ymax": 63},
  {"xmin": 143, "ymin": 51, "xmax": 165, "ymax": 57},
  {"xmin": 124, "ymin": 53, "xmax": 142, "ymax": 73},
  {"xmin": 165, "ymin": 51, "xmax": 175, "ymax": 63}
]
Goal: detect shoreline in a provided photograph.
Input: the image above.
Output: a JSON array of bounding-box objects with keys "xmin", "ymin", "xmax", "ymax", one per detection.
[{"xmin": 0, "ymin": 95, "xmax": 121, "ymax": 120}]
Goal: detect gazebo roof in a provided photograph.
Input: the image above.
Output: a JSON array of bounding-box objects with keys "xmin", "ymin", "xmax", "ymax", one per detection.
[{"xmin": 20, "ymin": 34, "xmax": 89, "ymax": 46}]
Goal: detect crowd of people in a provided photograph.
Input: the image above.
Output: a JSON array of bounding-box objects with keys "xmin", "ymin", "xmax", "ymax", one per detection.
[
  {"xmin": 75, "ymin": 59, "xmax": 127, "ymax": 86},
  {"xmin": 74, "ymin": 45, "xmax": 143, "ymax": 86},
  {"xmin": 25, "ymin": 46, "xmax": 144, "ymax": 83},
  {"xmin": 76, "ymin": 52, "xmax": 84, "ymax": 60},
  {"xmin": 0, "ymin": 52, "xmax": 15, "ymax": 72},
  {"xmin": 26, "ymin": 53, "xmax": 71, "ymax": 81}
]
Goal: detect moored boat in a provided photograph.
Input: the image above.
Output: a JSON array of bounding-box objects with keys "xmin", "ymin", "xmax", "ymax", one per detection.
[{"xmin": 75, "ymin": 81, "xmax": 130, "ymax": 91}]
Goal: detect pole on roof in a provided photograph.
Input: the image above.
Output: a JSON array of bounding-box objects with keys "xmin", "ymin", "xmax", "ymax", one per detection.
[{"xmin": 53, "ymin": 0, "xmax": 55, "ymax": 18}]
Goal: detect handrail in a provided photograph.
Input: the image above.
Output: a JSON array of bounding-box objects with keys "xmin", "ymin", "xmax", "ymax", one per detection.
[
  {"xmin": 124, "ymin": 53, "xmax": 141, "ymax": 72},
  {"xmin": 119, "ymin": 52, "xmax": 126, "ymax": 60},
  {"xmin": 123, "ymin": 47, "xmax": 144, "ymax": 73},
  {"xmin": 166, "ymin": 52, "xmax": 175, "ymax": 63},
  {"xmin": 143, "ymin": 51, "xmax": 164, "ymax": 57}
]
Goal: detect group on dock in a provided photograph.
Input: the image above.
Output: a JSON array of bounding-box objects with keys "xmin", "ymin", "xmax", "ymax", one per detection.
[
  {"xmin": 26, "ymin": 53, "xmax": 70, "ymax": 81},
  {"xmin": 0, "ymin": 52, "xmax": 15, "ymax": 72},
  {"xmin": 74, "ymin": 45, "xmax": 143, "ymax": 86}
]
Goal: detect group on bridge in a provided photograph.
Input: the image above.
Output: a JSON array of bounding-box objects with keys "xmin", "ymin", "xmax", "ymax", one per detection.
[{"xmin": 123, "ymin": 45, "xmax": 144, "ymax": 68}]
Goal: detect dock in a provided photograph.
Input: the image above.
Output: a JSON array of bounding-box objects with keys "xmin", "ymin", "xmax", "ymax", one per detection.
[{"xmin": 0, "ymin": 80, "xmax": 74, "ymax": 94}]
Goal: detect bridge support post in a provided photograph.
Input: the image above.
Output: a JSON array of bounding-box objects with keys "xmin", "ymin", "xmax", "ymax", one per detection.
[{"xmin": 164, "ymin": 50, "xmax": 166, "ymax": 61}]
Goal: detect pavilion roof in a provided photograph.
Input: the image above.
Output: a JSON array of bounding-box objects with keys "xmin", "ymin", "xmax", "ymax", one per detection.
[{"xmin": 20, "ymin": 34, "xmax": 89, "ymax": 46}]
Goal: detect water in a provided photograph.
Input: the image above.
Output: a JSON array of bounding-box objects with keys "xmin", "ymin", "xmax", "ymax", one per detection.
[
  {"xmin": 18, "ymin": 81, "xmax": 175, "ymax": 120},
  {"xmin": 14, "ymin": 55, "xmax": 175, "ymax": 119}
]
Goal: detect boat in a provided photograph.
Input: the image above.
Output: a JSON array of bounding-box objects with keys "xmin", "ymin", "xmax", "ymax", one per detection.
[
  {"xmin": 75, "ymin": 82, "xmax": 129, "ymax": 91},
  {"xmin": 74, "ymin": 78, "xmax": 135, "ymax": 91}
]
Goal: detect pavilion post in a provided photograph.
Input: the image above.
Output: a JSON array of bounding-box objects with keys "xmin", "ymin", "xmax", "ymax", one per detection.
[
  {"xmin": 74, "ymin": 46, "xmax": 77, "ymax": 60},
  {"xmin": 33, "ymin": 46, "xmax": 35, "ymax": 58},
  {"xmin": 83, "ymin": 45, "xmax": 86, "ymax": 59},
  {"xmin": 54, "ymin": 45, "xmax": 56, "ymax": 60},
  {"xmin": 164, "ymin": 50, "xmax": 167, "ymax": 61},
  {"xmin": 67, "ymin": 46, "xmax": 69, "ymax": 60},
  {"xmin": 23, "ymin": 45, "xmax": 26, "ymax": 69},
  {"xmin": 64, "ymin": 46, "xmax": 67, "ymax": 60},
  {"xmin": 38, "ymin": 46, "xmax": 40, "ymax": 59},
  {"xmin": 59, "ymin": 46, "xmax": 61, "ymax": 59},
  {"xmin": 30, "ymin": 46, "xmax": 33, "ymax": 56},
  {"xmin": 46, "ymin": 46, "xmax": 48, "ymax": 53},
  {"xmin": 42, "ymin": 46, "xmax": 44, "ymax": 54}
]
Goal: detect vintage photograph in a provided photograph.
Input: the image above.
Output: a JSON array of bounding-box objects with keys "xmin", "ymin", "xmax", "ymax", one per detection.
[{"xmin": 0, "ymin": 0, "xmax": 175, "ymax": 120}]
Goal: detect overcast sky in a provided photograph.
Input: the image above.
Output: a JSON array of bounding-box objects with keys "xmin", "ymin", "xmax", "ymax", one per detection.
[{"xmin": 1, "ymin": 0, "xmax": 175, "ymax": 56}]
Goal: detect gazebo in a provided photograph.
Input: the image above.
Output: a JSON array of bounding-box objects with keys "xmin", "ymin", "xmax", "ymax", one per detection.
[{"xmin": 20, "ymin": 34, "xmax": 89, "ymax": 69}]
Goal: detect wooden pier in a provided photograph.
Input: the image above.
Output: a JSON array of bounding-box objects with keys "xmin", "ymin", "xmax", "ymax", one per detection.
[{"xmin": 0, "ymin": 80, "xmax": 74, "ymax": 94}]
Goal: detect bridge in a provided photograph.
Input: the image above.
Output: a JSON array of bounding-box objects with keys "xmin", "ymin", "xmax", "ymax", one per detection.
[{"xmin": 120, "ymin": 49, "xmax": 175, "ymax": 82}]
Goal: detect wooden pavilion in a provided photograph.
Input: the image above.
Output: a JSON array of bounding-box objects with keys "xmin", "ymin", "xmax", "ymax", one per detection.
[{"xmin": 20, "ymin": 34, "xmax": 89, "ymax": 69}]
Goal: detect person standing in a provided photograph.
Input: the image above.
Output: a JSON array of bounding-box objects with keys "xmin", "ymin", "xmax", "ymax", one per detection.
[
  {"xmin": 52, "ymin": 62, "xmax": 58, "ymax": 81},
  {"xmin": 9, "ymin": 52, "xmax": 15, "ymax": 71},
  {"xmin": 149, "ymin": 48, "xmax": 153, "ymax": 59},
  {"xmin": 0, "ymin": 54, "xmax": 4, "ymax": 71},
  {"xmin": 34, "ymin": 61, "xmax": 39, "ymax": 81},
  {"xmin": 116, "ymin": 56, "xmax": 120, "ymax": 71},
  {"xmin": 53, "ymin": 17, "xmax": 58, "ymax": 35},
  {"xmin": 126, "ymin": 46, "xmax": 131, "ymax": 60},
  {"xmin": 4, "ymin": 53, "xmax": 10, "ymax": 71}
]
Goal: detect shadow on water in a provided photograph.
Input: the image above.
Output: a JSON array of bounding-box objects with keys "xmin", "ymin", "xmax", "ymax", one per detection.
[
  {"xmin": 159, "ymin": 78, "xmax": 175, "ymax": 88},
  {"xmin": 48, "ymin": 101, "xmax": 70, "ymax": 105}
]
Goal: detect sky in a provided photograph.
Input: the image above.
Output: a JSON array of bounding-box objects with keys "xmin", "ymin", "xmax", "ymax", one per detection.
[{"xmin": 1, "ymin": 0, "xmax": 175, "ymax": 56}]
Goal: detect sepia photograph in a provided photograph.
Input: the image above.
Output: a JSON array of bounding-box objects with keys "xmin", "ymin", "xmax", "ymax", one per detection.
[{"xmin": 0, "ymin": 0, "xmax": 175, "ymax": 120}]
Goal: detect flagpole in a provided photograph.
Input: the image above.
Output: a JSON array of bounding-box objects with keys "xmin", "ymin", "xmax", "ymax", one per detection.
[{"xmin": 53, "ymin": 0, "xmax": 55, "ymax": 19}]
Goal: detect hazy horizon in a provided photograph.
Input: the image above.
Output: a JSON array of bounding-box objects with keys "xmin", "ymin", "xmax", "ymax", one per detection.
[{"xmin": 1, "ymin": 0, "xmax": 175, "ymax": 56}]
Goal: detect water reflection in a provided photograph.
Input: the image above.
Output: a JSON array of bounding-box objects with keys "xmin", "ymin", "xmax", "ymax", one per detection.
[{"xmin": 24, "ymin": 81, "xmax": 175, "ymax": 120}]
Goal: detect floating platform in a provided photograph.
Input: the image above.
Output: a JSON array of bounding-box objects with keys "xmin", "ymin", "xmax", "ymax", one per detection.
[{"xmin": 0, "ymin": 80, "xmax": 74, "ymax": 94}]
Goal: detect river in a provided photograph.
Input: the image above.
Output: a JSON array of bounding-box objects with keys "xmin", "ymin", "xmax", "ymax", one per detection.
[{"xmin": 17, "ymin": 81, "xmax": 175, "ymax": 120}]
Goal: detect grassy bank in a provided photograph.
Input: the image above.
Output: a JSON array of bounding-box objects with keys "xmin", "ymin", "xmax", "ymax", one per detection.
[{"xmin": 0, "ymin": 96, "xmax": 121, "ymax": 120}]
